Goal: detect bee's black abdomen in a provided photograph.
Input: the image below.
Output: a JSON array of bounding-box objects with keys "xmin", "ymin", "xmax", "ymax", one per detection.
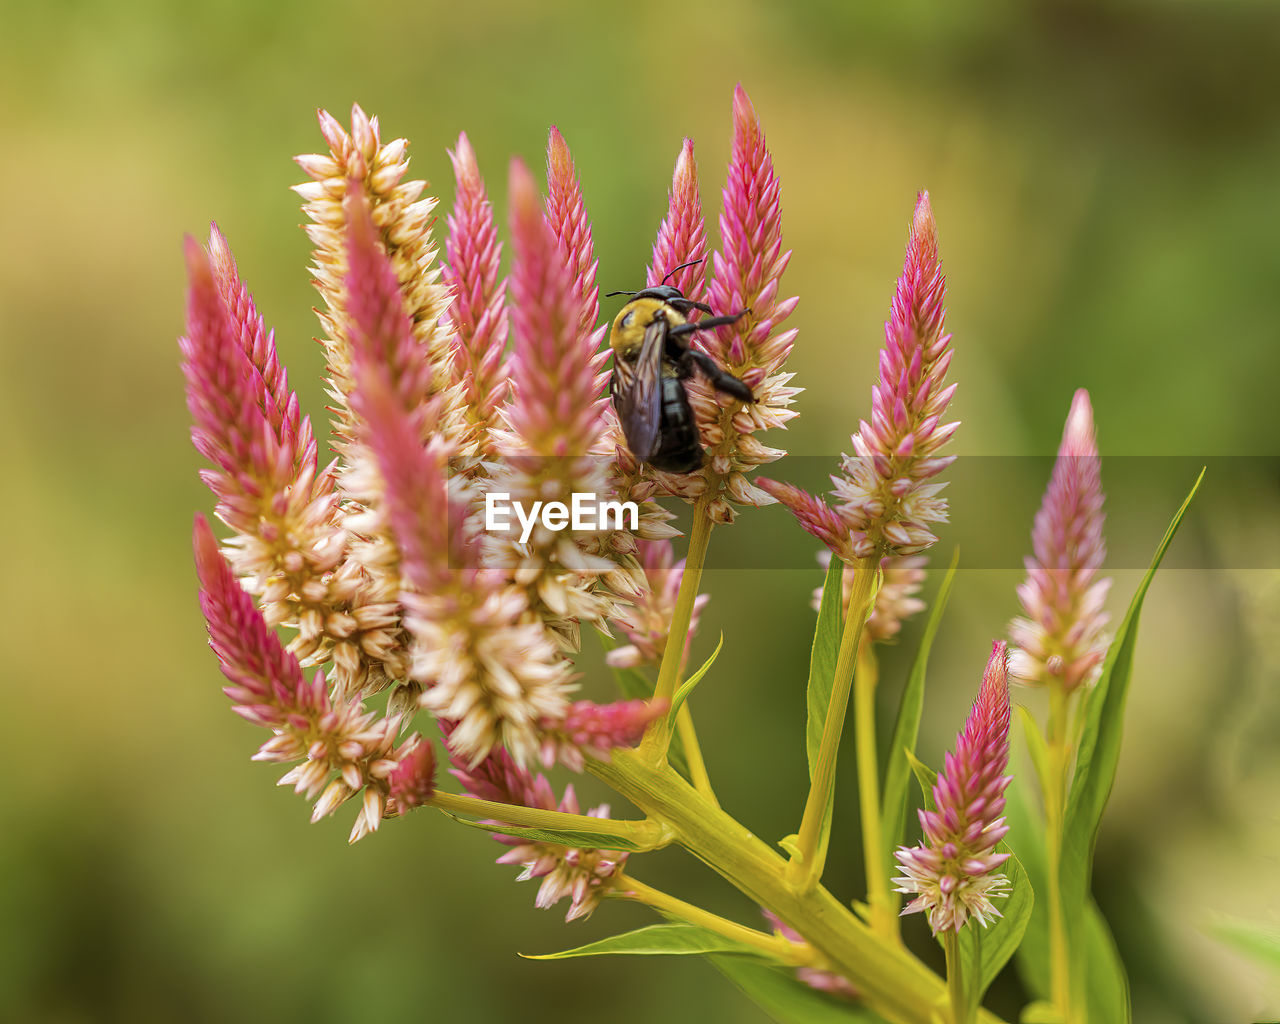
[{"xmin": 647, "ymin": 376, "xmax": 705, "ymax": 473}]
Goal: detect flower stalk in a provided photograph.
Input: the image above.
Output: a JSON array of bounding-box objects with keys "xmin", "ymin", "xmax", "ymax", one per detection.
[
  {"xmin": 429, "ymin": 791, "xmax": 672, "ymax": 850},
  {"xmin": 855, "ymin": 628, "xmax": 895, "ymax": 939}
]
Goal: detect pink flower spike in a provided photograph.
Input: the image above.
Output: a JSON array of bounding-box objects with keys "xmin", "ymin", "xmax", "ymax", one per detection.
[
  {"xmin": 894, "ymin": 641, "xmax": 1013, "ymax": 934},
  {"xmin": 756, "ymin": 479, "xmax": 858, "ymax": 564},
  {"xmin": 693, "ymin": 84, "xmax": 800, "ymax": 522},
  {"xmin": 502, "ymin": 157, "xmax": 607, "ymax": 457},
  {"xmin": 605, "ymin": 540, "xmax": 710, "ymax": 671},
  {"xmin": 1009, "ymin": 389, "xmax": 1111, "ymax": 691},
  {"xmin": 443, "ymin": 132, "xmax": 509, "ymax": 438},
  {"xmin": 545, "ymin": 126, "xmax": 602, "ymax": 338},
  {"xmin": 539, "ymin": 698, "xmax": 669, "ymax": 771},
  {"xmin": 829, "ymin": 190, "xmax": 958, "ymax": 559},
  {"xmin": 387, "ymin": 738, "xmax": 436, "ymax": 811},
  {"xmin": 646, "ymin": 138, "xmax": 709, "ymax": 305}
]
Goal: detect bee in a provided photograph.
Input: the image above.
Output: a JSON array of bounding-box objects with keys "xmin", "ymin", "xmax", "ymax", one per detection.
[{"xmin": 606, "ymin": 261, "xmax": 753, "ymax": 474}]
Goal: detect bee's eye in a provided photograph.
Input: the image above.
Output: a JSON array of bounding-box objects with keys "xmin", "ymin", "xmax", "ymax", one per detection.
[{"xmin": 620, "ymin": 311, "xmax": 634, "ymax": 328}]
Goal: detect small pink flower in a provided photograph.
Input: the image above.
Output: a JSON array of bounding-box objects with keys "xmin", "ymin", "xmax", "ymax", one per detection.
[
  {"xmin": 387, "ymin": 738, "xmax": 437, "ymax": 812},
  {"xmin": 894, "ymin": 641, "xmax": 1012, "ymax": 934},
  {"xmin": 1009, "ymin": 389, "xmax": 1110, "ymax": 691}
]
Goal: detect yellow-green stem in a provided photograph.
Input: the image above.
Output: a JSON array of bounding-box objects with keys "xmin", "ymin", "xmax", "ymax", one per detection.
[
  {"xmin": 945, "ymin": 929, "xmax": 970, "ymax": 1024},
  {"xmin": 642, "ymin": 493, "xmax": 714, "ymax": 761},
  {"xmin": 430, "ymin": 791, "xmax": 671, "ymax": 850},
  {"xmin": 616, "ymin": 873, "xmax": 805, "ymax": 964},
  {"xmin": 589, "ymin": 749, "xmax": 1008, "ymax": 1024},
  {"xmin": 787, "ymin": 555, "xmax": 877, "ymax": 891},
  {"xmin": 675, "ymin": 705, "xmax": 719, "ymax": 806},
  {"xmin": 856, "ymin": 637, "xmax": 896, "ymax": 940},
  {"xmin": 1045, "ymin": 685, "xmax": 1072, "ymax": 1019}
]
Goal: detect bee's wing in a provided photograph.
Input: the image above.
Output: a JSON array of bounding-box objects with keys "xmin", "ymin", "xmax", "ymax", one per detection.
[{"xmin": 611, "ymin": 318, "xmax": 666, "ymax": 461}]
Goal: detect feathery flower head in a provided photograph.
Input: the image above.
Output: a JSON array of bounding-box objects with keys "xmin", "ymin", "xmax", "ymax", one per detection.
[
  {"xmin": 812, "ymin": 552, "xmax": 927, "ymax": 644},
  {"xmin": 546, "ymin": 126, "xmax": 604, "ymax": 341},
  {"xmin": 761, "ymin": 191, "xmax": 956, "ymax": 563},
  {"xmin": 448, "ymin": 731, "xmax": 628, "ymax": 922},
  {"xmin": 689, "ymin": 85, "xmax": 800, "ymax": 523},
  {"xmin": 192, "ymin": 514, "xmax": 425, "ymax": 843},
  {"xmin": 294, "ymin": 104, "xmax": 465, "ymax": 454},
  {"xmin": 181, "ymin": 231, "xmax": 397, "ymax": 694},
  {"xmin": 443, "ymin": 132, "xmax": 510, "ymax": 445},
  {"xmin": 646, "ymin": 138, "xmax": 709, "ymax": 303},
  {"xmin": 894, "ymin": 641, "xmax": 1012, "ymax": 934},
  {"xmin": 1009, "ymin": 389, "xmax": 1110, "ymax": 691}
]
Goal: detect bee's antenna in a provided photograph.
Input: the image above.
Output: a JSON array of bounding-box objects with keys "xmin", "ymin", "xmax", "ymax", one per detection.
[
  {"xmin": 661, "ymin": 258, "xmax": 704, "ymax": 286},
  {"xmin": 604, "ymin": 289, "xmax": 636, "ymax": 298}
]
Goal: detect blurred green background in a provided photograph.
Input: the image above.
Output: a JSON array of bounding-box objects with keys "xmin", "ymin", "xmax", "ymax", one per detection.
[{"xmin": 2, "ymin": 1, "xmax": 1278, "ymax": 1021}]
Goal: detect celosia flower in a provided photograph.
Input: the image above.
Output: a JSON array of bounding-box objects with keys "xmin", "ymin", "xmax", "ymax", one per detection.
[
  {"xmin": 1008, "ymin": 389, "xmax": 1110, "ymax": 690},
  {"xmin": 294, "ymin": 103, "xmax": 466, "ymax": 455},
  {"xmin": 180, "ymin": 231, "xmax": 399, "ymax": 697},
  {"xmin": 447, "ymin": 724, "xmax": 628, "ymax": 922},
  {"xmin": 192, "ymin": 514, "xmax": 427, "ymax": 843},
  {"xmin": 606, "ymin": 540, "xmax": 710, "ymax": 671},
  {"xmin": 343, "ymin": 191, "xmax": 573, "ymax": 769},
  {"xmin": 486, "ymin": 156, "xmax": 618, "ymax": 647},
  {"xmin": 686, "ymin": 85, "xmax": 800, "ymax": 523},
  {"xmin": 538, "ymin": 698, "xmax": 667, "ymax": 772},
  {"xmin": 761, "ymin": 191, "xmax": 957, "ymax": 562},
  {"xmin": 762, "ymin": 910, "xmax": 860, "ymax": 1001},
  {"xmin": 443, "ymin": 131, "xmax": 509, "ymax": 448},
  {"xmin": 894, "ymin": 641, "xmax": 1012, "ymax": 934},
  {"xmin": 813, "ymin": 552, "xmax": 927, "ymax": 644}
]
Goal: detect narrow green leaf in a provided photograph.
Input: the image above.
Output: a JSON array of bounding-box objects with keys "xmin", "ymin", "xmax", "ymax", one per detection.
[
  {"xmin": 710, "ymin": 955, "xmax": 891, "ymax": 1024},
  {"xmin": 523, "ymin": 923, "xmax": 761, "ymax": 960},
  {"xmin": 1083, "ymin": 899, "xmax": 1131, "ymax": 1024},
  {"xmin": 806, "ymin": 555, "xmax": 847, "ymax": 775},
  {"xmin": 1060, "ymin": 471, "xmax": 1203, "ymax": 973},
  {"xmin": 904, "ymin": 749, "xmax": 937, "ymax": 810},
  {"xmin": 439, "ymin": 810, "xmax": 645, "ymax": 852},
  {"xmin": 1207, "ymin": 915, "xmax": 1280, "ymax": 972},
  {"xmin": 598, "ymin": 631, "xmax": 690, "ymax": 777},
  {"xmin": 667, "ymin": 632, "xmax": 723, "ymax": 726},
  {"xmin": 805, "ymin": 555, "xmax": 847, "ymax": 865},
  {"xmin": 958, "ymin": 849, "xmax": 1035, "ymax": 1006},
  {"xmin": 1006, "ymin": 726, "xmax": 1050, "ymax": 1001},
  {"xmin": 881, "ymin": 549, "xmax": 958, "ymax": 914}
]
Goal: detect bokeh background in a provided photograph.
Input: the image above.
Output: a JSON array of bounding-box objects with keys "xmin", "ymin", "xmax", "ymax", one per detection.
[{"xmin": 2, "ymin": 1, "xmax": 1277, "ymax": 1021}]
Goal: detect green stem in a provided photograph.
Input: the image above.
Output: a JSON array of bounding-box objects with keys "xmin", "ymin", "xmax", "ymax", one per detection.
[
  {"xmin": 787, "ymin": 555, "xmax": 877, "ymax": 891},
  {"xmin": 589, "ymin": 749, "xmax": 1008, "ymax": 1024},
  {"xmin": 642, "ymin": 493, "xmax": 715, "ymax": 762},
  {"xmin": 616, "ymin": 873, "xmax": 806, "ymax": 965},
  {"xmin": 430, "ymin": 791, "xmax": 671, "ymax": 850},
  {"xmin": 945, "ymin": 929, "xmax": 970, "ymax": 1024},
  {"xmin": 856, "ymin": 637, "xmax": 896, "ymax": 940},
  {"xmin": 1045, "ymin": 685, "xmax": 1072, "ymax": 1019}
]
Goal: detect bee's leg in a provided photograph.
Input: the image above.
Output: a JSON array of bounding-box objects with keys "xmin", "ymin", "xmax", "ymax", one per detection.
[
  {"xmin": 686, "ymin": 350, "xmax": 754, "ymax": 403},
  {"xmin": 667, "ymin": 309, "xmax": 751, "ymax": 336}
]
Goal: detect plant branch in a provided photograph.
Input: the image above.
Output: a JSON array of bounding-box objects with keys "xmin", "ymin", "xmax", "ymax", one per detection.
[{"xmin": 430, "ymin": 791, "xmax": 672, "ymax": 850}]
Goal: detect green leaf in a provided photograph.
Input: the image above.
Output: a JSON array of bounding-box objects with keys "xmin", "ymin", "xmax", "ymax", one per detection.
[
  {"xmin": 1005, "ymin": 726, "xmax": 1050, "ymax": 1001},
  {"xmin": 804, "ymin": 555, "xmax": 847, "ymax": 865},
  {"xmin": 957, "ymin": 849, "xmax": 1035, "ymax": 1008},
  {"xmin": 1207, "ymin": 915, "xmax": 1280, "ymax": 972},
  {"xmin": 806, "ymin": 555, "xmax": 847, "ymax": 774},
  {"xmin": 1084, "ymin": 899, "xmax": 1130, "ymax": 1024},
  {"xmin": 880, "ymin": 549, "xmax": 958, "ymax": 915},
  {"xmin": 598, "ymin": 631, "xmax": 690, "ymax": 778},
  {"xmin": 667, "ymin": 632, "xmax": 723, "ymax": 726},
  {"xmin": 710, "ymin": 955, "xmax": 891, "ymax": 1024},
  {"xmin": 522, "ymin": 923, "xmax": 762, "ymax": 960},
  {"xmin": 439, "ymin": 811, "xmax": 646, "ymax": 852},
  {"xmin": 904, "ymin": 749, "xmax": 937, "ymax": 810},
  {"xmin": 1059, "ymin": 470, "xmax": 1203, "ymax": 991}
]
